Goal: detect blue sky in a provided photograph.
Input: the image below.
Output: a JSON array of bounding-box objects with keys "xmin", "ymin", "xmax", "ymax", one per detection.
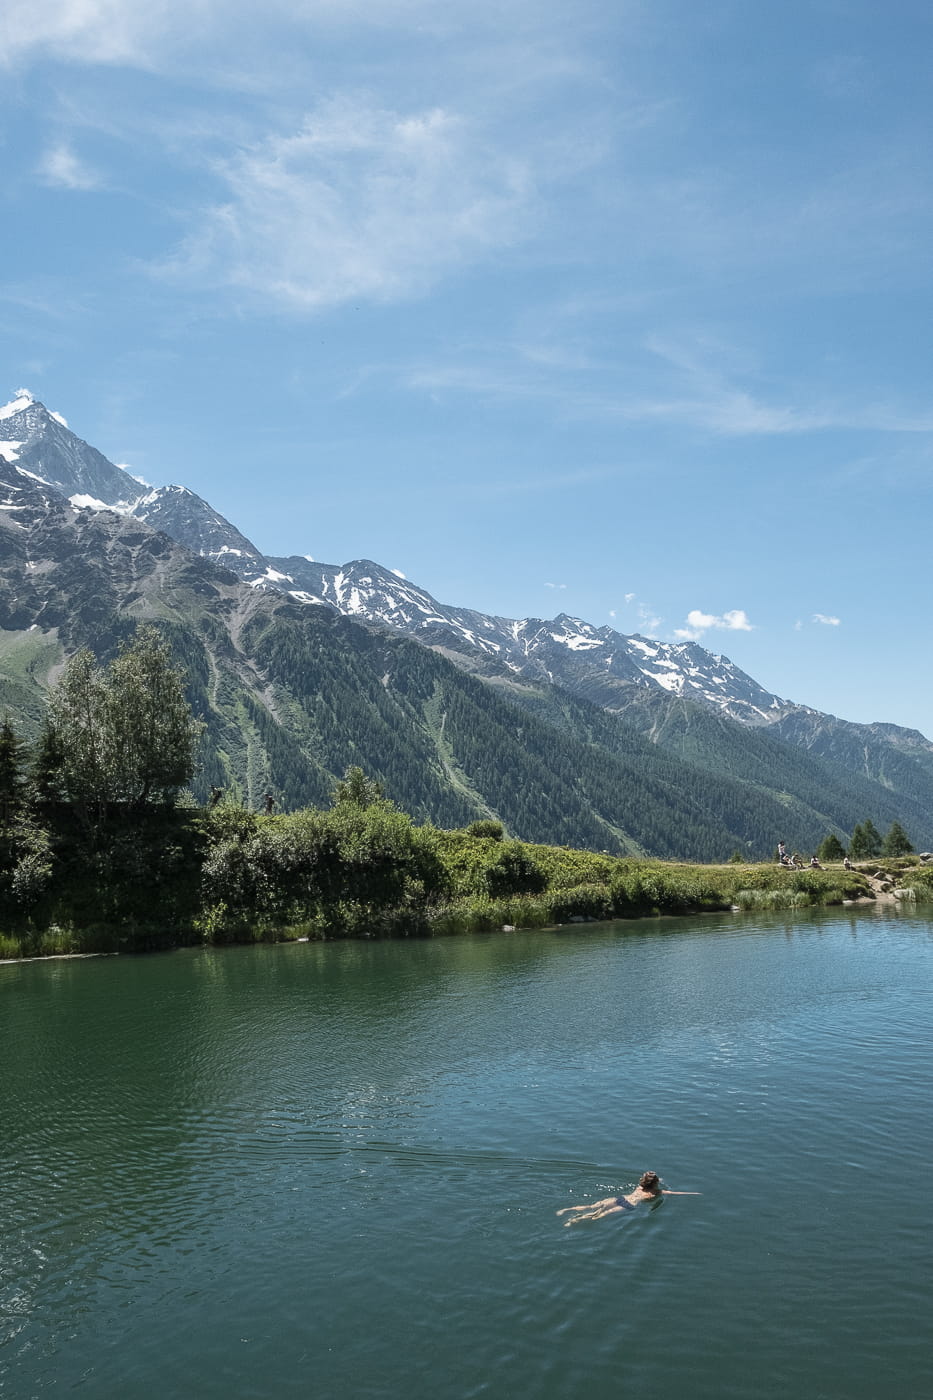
[{"xmin": 2, "ymin": 1, "xmax": 933, "ymax": 733}]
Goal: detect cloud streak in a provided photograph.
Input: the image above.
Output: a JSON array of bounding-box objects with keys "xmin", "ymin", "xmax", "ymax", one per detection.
[
  {"xmin": 155, "ymin": 100, "xmax": 533, "ymax": 310},
  {"xmin": 38, "ymin": 142, "xmax": 101, "ymax": 189}
]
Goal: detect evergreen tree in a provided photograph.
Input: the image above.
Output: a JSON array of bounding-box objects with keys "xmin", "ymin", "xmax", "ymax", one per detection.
[
  {"xmin": 816, "ymin": 833, "xmax": 846, "ymax": 862},
  {"xmin": 31, "ymin": 720, "xmax": 67, "ymax": 805},
  {"xmin": 0, "ymin": 718, "xmax": 26, "ymax": 827},
  {"xmin": 862, "ymin": 819, "xmax": 883, "ymax": 857},
  {"xmin": 849, "ymin": 823, "xmax": 870, "ymax": 859},
  {"xmin": 881, "ymin": 821, "xmax": 913, "ymax": 856}
]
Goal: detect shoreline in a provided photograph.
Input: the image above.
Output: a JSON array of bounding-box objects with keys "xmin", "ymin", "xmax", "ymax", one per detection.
[{"xmin": 2, "ymin": 879, "xmax": 923, "ymax": 965}]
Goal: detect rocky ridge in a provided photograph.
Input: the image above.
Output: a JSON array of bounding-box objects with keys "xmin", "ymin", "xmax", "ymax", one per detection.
[{"xmin": 3, "ymin": 392, "xmax": 933, "ymax": 833}]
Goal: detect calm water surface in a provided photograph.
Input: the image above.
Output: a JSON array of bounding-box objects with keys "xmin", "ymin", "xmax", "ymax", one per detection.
[{"xmin": 2, "ymin": 907, "xmax": 932, "ymax": 1399}]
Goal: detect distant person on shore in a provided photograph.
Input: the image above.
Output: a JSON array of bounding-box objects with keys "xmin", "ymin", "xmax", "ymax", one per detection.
[
  {"xmin": 844, "ymin": 856, "xmax": 854, "ymax": 870},
  {"xmin": 263, "ymin": 792, "xmax": 275, "ymax": 814},
  {"xmin": 777, "ymin": 841, "xmax": 788, "ymax": 863},
  {"xmin": 208, "ymin": 785, "xmax": 223, "ymax": 808},
  {"xmin": 557, "ymin": 1172, "xmax": 701, "ymax": 1225},
  {"xmin": 809, "ymin": 855, "xmax": 823, "ymax": 869}
]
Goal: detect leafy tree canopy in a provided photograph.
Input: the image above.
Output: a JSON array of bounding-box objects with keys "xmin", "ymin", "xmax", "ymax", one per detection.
[
  {"xmin": 331, "ymin": 766, "xmax": 386, "ymax": 811},
  {"xmin": 46, "ymin": 626, "xmax": 203, "ymax": 812}
]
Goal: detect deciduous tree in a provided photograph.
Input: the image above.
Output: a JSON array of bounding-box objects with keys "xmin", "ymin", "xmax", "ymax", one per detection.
[{"xmin": 47, "ymin": 627, "xmax": 203, "ymax": 812}]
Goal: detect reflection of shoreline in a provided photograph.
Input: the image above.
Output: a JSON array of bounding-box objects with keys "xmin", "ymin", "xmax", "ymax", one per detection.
[{"xmin": 0, "ymin": 952, "xmax": 116, "ymax": 965}]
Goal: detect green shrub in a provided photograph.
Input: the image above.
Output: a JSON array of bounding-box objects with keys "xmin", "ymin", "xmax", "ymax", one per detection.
[
  {"xmin": 900, "ymin": 867, "xmax": 933, "ymax": 902},
  {"xmin": 466, "ymin": 820, "xmax": 504, "ymax": 841},
  {"xmin": 547, "ymin": 884, "xmax": 613, "ymax": 922},
  {"xmin": 483, "ymin": 842, "xmax": 547, "ymax": 897}
]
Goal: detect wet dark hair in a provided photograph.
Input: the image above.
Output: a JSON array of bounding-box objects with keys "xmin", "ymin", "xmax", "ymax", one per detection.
[{"xmin": 639, "ymin": 1171, "xmax": 661, "ymax": 1191}]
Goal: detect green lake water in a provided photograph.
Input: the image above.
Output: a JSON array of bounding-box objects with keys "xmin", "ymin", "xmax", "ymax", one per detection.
[{"xmin": 2, "ymin": 907, "xmax": 932, "ymax": 1399}]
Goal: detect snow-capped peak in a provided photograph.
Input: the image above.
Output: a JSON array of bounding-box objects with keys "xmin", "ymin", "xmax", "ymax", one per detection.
[{"xmin": 0, "ymin": 392, "xmax": 36, "ymax": 421}]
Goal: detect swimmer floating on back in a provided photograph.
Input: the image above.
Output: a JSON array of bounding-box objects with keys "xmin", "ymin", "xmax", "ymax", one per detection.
[{"xmin": 557, "ymin": 1171, "xmax": 701, "ymax": 1225}]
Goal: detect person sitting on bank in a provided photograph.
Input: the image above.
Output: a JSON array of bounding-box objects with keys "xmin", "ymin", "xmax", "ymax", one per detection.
[
  {"xmin": 557, "ymin": 1172, "xmax": 701, "ymax": 1225},
  {"xmin": 810, "ymin": 855, "xmax": 823, "ymax": 869}
]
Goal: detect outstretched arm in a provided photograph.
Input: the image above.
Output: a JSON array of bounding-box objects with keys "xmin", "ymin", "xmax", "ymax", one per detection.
[{"xmin": 661, "ymin": 1190, "xmax": 702, "ymax": 1195}]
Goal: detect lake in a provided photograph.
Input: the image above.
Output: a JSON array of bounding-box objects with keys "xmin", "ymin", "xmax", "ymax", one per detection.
[{"xmin": 2, "ymin": 906, "xmax": 932, "ymax": 1399}]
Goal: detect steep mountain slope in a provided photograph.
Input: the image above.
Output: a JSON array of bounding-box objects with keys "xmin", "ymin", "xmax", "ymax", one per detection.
[
  {"xmin": 0, "ymin": 396, "xmax": 799, "ymax": 721},
  {"xmin": 2, "ymin": 393, "xmax": 932, "ymax": 853},
  {"xmin": 6, "ymin": 455, "xmax": 931, "ymax": 853}
]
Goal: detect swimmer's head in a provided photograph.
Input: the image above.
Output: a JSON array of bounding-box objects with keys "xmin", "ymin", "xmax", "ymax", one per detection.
[{"xmin": 639, "ymin": 1171, "xmax": 661, "ymax": 1193}]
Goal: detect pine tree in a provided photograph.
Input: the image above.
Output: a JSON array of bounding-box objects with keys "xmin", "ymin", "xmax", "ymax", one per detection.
[
  {"xmin": 881, "ymin": 821, "xmax": 913, "ymax": 857},
  {"xmin": 817, "ymin": 833, "xmax": 846, "ymax": 862},
  {"xmin": 0, "ymin": 718, "xmax": 26, "ymax": 828},
  {"xmin": 31, "ymin": 720, "xmax": 67, "ymax": 805},
  {"xmin": 849, "ymin": 823, "xmax": 870, "ymax": 859},
  {"xmin": 862, "ymin": 819, "xmax": 883, "ymax": 857}
]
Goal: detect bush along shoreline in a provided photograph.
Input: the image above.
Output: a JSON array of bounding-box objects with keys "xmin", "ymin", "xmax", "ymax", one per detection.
[
  {"xmin": 4, "ymin": 794, "xmax": 931, "ymax": 960},
  {"xmin": 1, "ymin": 629, "xmax": 929, "ymax": 959}
]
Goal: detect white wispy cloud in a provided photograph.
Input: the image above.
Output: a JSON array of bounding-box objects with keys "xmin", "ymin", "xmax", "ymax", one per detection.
[
  {"xmin": 812, "ymin": 613, "xmax": 841, "ymax": 626},
  {"xmin": 390, "ymin": 567, "xmax": 406, "ymax": 579},
  {"xmin": 38, "ymin": 142, "xmax": 101, "ymax": 190},
  {"xmin": 156, "ymin": 99, "xmax": 533, "ymax": 310},
  {"xmin": 544, "ymin": 581, "xmax": 566, "ymax": 589},
  {"xmin": 637, "ymin": 603, "xmax": 663, "ymax": 635},
  {"xmin": 403, "ymin": 324, "xmax": 933, "ymax": 439},
  {"xmin": 674, "ymin": 608, "xmax": 754, "ymax": 642},
  {"xmin": 0, "ymin": 1, "xmax": 413, "ymax": 69}
]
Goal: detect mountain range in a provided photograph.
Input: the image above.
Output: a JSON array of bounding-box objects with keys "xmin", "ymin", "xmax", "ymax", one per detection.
[{"xmin": 2, "ymin": 391, "xmax": 932, "ymax": 857}]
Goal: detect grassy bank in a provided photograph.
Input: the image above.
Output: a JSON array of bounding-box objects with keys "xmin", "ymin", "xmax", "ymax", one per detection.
[{"xmin": 4, "ymin": 793, "xmax": 909, "ymax": 959}]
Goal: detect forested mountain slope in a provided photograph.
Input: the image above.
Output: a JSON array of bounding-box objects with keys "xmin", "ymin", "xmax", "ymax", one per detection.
[
  {"xmin": 3, "ymin": 397, "xmax": 933, "ymax": 856},
  {"xmin": 4, "ymin": 456, "xmax": 931, "ymax": 854}
]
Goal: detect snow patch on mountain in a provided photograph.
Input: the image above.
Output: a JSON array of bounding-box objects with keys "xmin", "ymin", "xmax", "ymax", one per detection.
[
  {"xmin": 70, "ymin": 493, "xmax": 117, "ymax": 512},
  {"xmin": 0, "ymin": 394, "xmax": 35, "ymax": 421}
]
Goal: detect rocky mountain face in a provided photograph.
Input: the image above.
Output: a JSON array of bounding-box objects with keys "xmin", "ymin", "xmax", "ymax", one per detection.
[
  {"xmin": 0, "ymin": 395, "xmax": 139, "ymax": 507},
  {"xmin": 3, "ymin": 393, "xmax": 933, "ymax": 852},
  {"xmin": 0, "ymin": 397, "xmax": 790, "ymax": 723},
  {"xmin": 3, "ymin": 458, "xmax": 870, "ymax": 855}
]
